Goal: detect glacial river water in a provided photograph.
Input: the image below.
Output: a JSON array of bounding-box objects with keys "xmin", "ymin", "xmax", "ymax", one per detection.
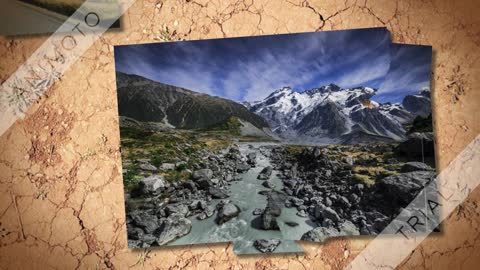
[{"xmin": 168, "ymin": 142, "xmax": 315, "ymax": 253}]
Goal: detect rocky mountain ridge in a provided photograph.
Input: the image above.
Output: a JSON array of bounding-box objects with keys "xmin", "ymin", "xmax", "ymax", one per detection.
[
  {"xmin": 116, "ymin": 72, "xmax": 269, "ymax": 130},
  {"xmin": 247, "ymin": 85, "xmax": 431, "ymax": 144}
]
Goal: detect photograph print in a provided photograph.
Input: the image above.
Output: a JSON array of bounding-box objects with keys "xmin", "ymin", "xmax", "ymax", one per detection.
[{"xmin": 114, "ymin": 27, "xmax": 437, "ymax": 253}]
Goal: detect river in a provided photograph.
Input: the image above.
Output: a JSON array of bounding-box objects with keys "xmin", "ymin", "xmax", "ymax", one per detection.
[{"xmin": 168, "ymin": 142, "xmax": 315, "ymax": 253}]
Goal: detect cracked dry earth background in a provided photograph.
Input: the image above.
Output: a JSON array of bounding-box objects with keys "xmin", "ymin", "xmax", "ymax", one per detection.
[{"xmin": 0, "ymin": 0, "xmax": 479, "ymax": 269}]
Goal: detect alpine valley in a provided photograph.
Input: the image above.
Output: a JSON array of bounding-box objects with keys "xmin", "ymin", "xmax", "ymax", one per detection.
[{"xmin": 117, "ymin": 72, "xmax": 436, "ymax": 253}]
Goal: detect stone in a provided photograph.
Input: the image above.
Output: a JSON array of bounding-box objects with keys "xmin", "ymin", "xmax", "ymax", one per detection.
[
  {"xmin": 160, "ymin": 163, "xmax": 176, "ymax": 171},
  {"xmin": 401, "ymin": 161, "xmax": 434, "ymax": 173},
  {"xmin": 261, "ymin": 209, "xmax": 279, "ymax": 230},
  {"xmin": 216, "ymin": 203, "xmax": 241, "ymax": 224},
  {"xmin": 290, "ymin": 197, "xmax": 304, "ymax": 207},
  {"xmin": 236, "ymin": 163, "xmax": 251, "ymax": 173},
  {"xmin": 139, "ymin": 163, "xmax": 157, "ymax": 171},
  {"xmin": 130, "ymin": 211, "xmax": 160, "ymax": 234},
  {"xmin": 208, "ymin": 187, "xmax": 229, "ymax": 199},
  {"xmin": 378, "ymin": 171, "xmax": 435, "ymax": 205},
  {"xmin": 339, "ymin": 220, "xmax": 360, "ymax": 236},
  {"xmin": 182, "ymin": 180, "xmax": 197, "ymax": 191},
  {"xmin": 196, "ymin": 178, "xmax": 214, "ymax": 189},
  {"xmin": 262, "ymin": 180, "xmax": 275, "ymax": 188},
  {"xmin": 343, "ymin": 156, "xmax": 354, "ymax": 166},
  {"xmin": 285, "ymin": 221, "xmax": 299, "ymax": 227},
  {"xmin": 314, "ymin": 204, "xmax": 340, "ymax": 223},
  {"xmin": 297, "ymin": 210, "xmax": 308, "ymax": 218},
  {"xmin": 253, "ymin": 239, "xmax": 281, "ymax": 253},
  {"xmin": 165, "ymin": 203, "xmax": 189, "ymax": 217},
  {"xmin": 324, "ymin": 197, "xmax": 333, "ymax": 207},
  {"xmin": 197, "ymin": 206, "xmax": 215, "ymax": 220},
  {"xmin": 189, "ymin": 200, "xmax": 207, "ymax": 211},
  {"xmin": 138, "ymin": 175, "xmax": 167, "ymax": 195},
  {"xmin": 257, "ymin": 166, "xmax": 273, "ymax": 180},
  {"xmin": 155, "ymin": 214, "xmax": 192, "ymax": 245},
  {"xmin": 301, "ymin": 227, "xmax": 340, "ymax": 242},
  {"xmin": 247, "ymin": 152, "xmax": 257, "ymax": 165},
  {"xmin": 192, "ymin": 169, "xmax": 213, "ymax": 180}
]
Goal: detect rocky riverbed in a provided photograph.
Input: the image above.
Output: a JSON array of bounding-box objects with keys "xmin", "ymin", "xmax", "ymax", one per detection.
[{"xmin": 124, "ymin": 130, "xmax": 436, "ymax": 252}]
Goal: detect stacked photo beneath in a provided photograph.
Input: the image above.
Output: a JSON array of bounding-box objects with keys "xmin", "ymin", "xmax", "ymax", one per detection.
[{"xmin": 114, "ymin": 27, "xmax": 437, "ymax": 255}]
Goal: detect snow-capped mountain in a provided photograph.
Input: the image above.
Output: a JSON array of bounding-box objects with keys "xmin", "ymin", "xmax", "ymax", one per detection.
[{"xmin": 249, "ymin": 85, "xmax": 431, "ymax": 144}]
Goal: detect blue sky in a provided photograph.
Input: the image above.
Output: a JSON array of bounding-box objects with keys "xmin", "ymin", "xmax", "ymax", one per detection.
[
  {"xmin": 375, "ymin": 43, "xmax": 432, "ymax": 103},
  {"xmin": 115, "ymin": 28, "xmax": 431, "ymax": 103}
]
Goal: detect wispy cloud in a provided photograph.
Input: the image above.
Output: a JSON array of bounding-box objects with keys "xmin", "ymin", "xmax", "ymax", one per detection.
[
  {"xmin": 374, "ymin": 44, "xmax": 432, "ymax": 103},
  {"xmin": 115, "ymin": 28, "xmax": 395, "ymax": 102}
]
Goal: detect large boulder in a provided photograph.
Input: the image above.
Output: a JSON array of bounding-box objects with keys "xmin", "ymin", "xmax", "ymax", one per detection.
[
  {"xmin": 208, "ymin": 187, "xmax": 229, "ymax": 199},
  {"xmin": 261, "ymin": 209, "xmax": 279, "ymax": 230},
  {"xmin": 257, "ymin": 166, "xmax": 273, "ymax": 180},
  {"xmin": 377, "ymin": 171, "xmax": 435, "ymax": 205},
  {"xmin": 138, "ymin": 175, "xmax": 167, "ymax": 195},
  {"xmin": 301, "ymin": 220, "xmax": 359, "ymax": 242},
  {"xmin": 247, "ymin": 152, "xmax": 257, "ymax": 165},
  {"xmin": 159, "ymin": 163, "xmax": 176, "ymax": 171},
  {"xmin": 260, "ymin": 191, "xmax": 287, "ymax": 230},
  {"xmin": 138, "ymin": 163, "xmax": 157, "ymax": 171},
  {"xmin": 401, "ymin": 161, "xmax": 434, "ymax": 173},
  {"xmin": 253, "ymin": 239, "xmax": 281, "ymax": 253},
  {"xmin": 192, "ymin": 169, "xmax": 213, "ymax": 180},
  {"xmin": 165, "ymin": 203, "xmax": 189, "ymax": 217},
  {"xmin": 154, "ymin": 214, "xmax": 192, "ymax": 245},
  {"xmin": 129, "ymin": 211, "xmax": 160, "ymax": 234},
  {"xmin": 397, "ymin": 132, "xmax": 435, "ymax": 158},
  {"xmin": 301, "ymin": 227, "xmax": 340, "ymax": 242},
  {"xmin": 216, "ymin": 203, "xmax": 241, "ymax": 224},
  {"xmin": 314, "ymin": 204, "xmax": 341, "ymax": 224},
  {"xmin": 262, "ymin": 181, "xmax": 275, "ymax": 189},
  {"xmin": 236, "ymin": 163, "xmax": 251, "ymax": 173}
]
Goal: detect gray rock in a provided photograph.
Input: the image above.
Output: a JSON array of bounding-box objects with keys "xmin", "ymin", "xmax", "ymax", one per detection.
[
  {"xmin": 197, "ymin": 206, "xmax": 215, "ymax": 220},
  {"xmin": 290, "ymin": 197, "xmax": 304, "ymax": 207},
  {"xmin": 210, "ymin": 178, "xmax": 220, "ymax": 185},
  {"xmin": 182, "ymin": 180, "xmax": 197, "ymax": 191},
  {"xmin": 139, "ymin": 163, "xmax": 157, "ymax": 171},
  {"xmin": 297, "ymin": 210, "xmax": 308, "ymax": 217},
  {"xmin": 301, "ymin": 227, "xmax": 340, "ymax": 242},
  {"xmin": 314, "ymin": 204, "xmax": 340, "ymax": 224},
  {"xmin": 216, "ymin": 203, "xmax": 241, "ymax": 224},
  {"xmin": 130, "ymin": 211, "xmax": 160, "ymax": 234},
  {"xmin": 338, "ymin": 196, "xmax": 350, "ymax": 207},
  {"xmin": 262, "ymin": 181, "xmax": 275, "ymax": 189},
  {"xmin": 339, "ymin": 220, "xmax": 360, "ymax": 235},
  {"xmin": 155, "ymin": 214, "xmax": 192, "ymax": 245},
  {"xmin": 324, "ymin": 197, "xmax": 333, "ymax": 207},
  {"xmin": 378, "ymin": 171, "xmax": 435, "ymax": 205},
  {"xmin": 196, "ymin": 178, "xmax": 214, "ymax": 189},
  {"xmin": 189, "ymin": 200, "xmax": 207, "ymax": 211},
  {"xmin": 165, "ymin": 203, "xmax": 189, "ymax": 217},
  {"xmin": 401, "ymin": 161, "xmax": 434, "ymax": 173},
  {"xmin": 253, "ymin": 239, "xmax": 281, "ymax": 253},
  {"xmin": 236, "ymin": 163, "xmax": 251, "ymax": 173},
  {"xmin": 138, "ymin": 175, "xmax": 167, "ymax": 195},
  {"xmin": 192, "ymin": 169, "xmax": 213, "ymax": 180},
  {"xmin": 247, "ymin": 152, "xmax": 257, "ymax": 165},
  {"xmin": 160, "ymin": 163, "xmax": 176, "ymax": 171},
  {"xmin": 257, "ymin": 166, "xmax": 273, "ymax": 180},
  {"xmin": 208, "ymin": 187, "xmax": 229, "ymax": 199},
  {"xmin": 261, "ymin": 210, "xmax": 279, "ymax": 230},
  {"xmin": 343, "ymin": 156, "xmax": 354, "ymax": 166},
  {"xmin": 285, "ymin": 221, "xmax": 299, "ymax": 227}
]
